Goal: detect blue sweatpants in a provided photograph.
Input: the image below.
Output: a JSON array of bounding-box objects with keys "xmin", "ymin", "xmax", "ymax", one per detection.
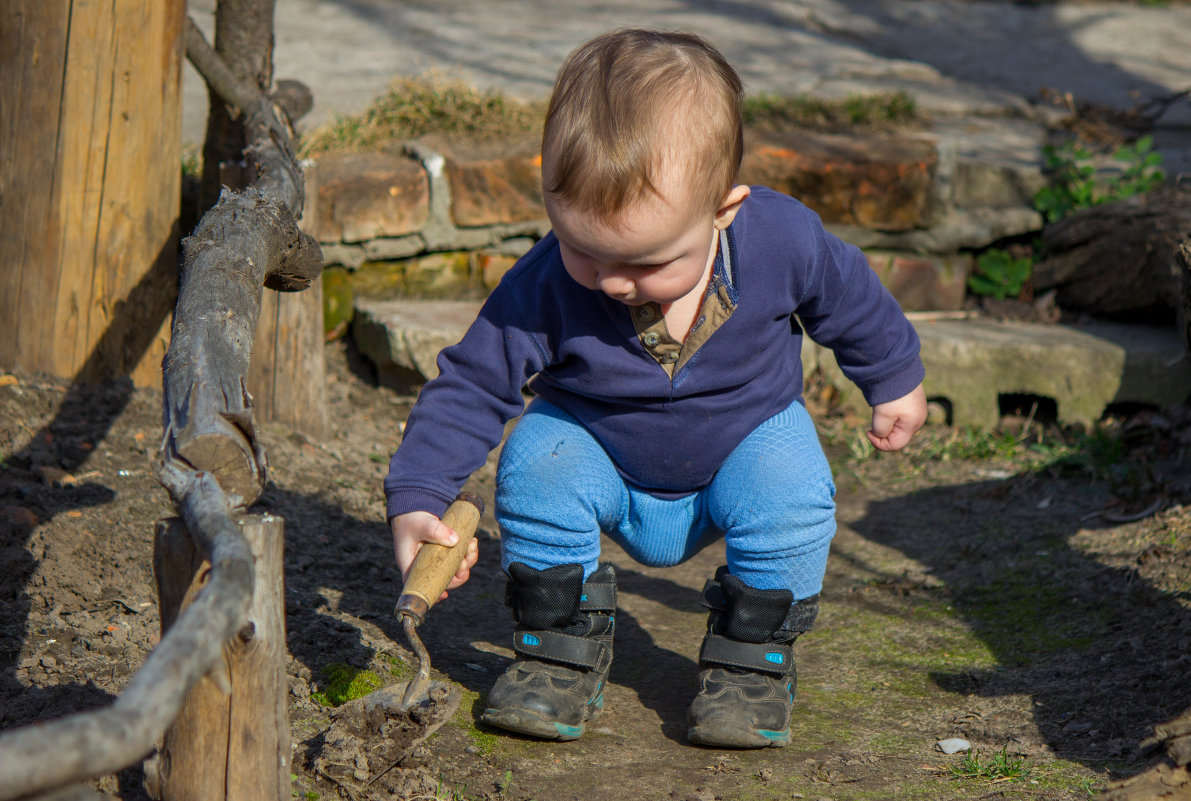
[{"xmin": 494, "ymin": 397, "xmax": 836, "ymax": 599}]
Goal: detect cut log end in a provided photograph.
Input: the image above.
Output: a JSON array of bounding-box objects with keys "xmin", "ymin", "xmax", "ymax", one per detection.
[{"xmin": 174, "ymin": 433, "xmax": 263, "ymax": 507}]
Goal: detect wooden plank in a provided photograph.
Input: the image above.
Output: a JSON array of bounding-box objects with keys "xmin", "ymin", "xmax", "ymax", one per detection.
[
  {"xmin": 52, "ymin": 0, "xmax": 116, "ymax": 377},
  {"xmin": 1, "ymin": 0, "xmax": 181, "ymax": 385},
  {"xmin": 0, "ymin": 0, "xmax": 70, "ymax": 375},
  {"xmin": 76, "ymin": 0, "xmax": 182, "ymax": 384}
]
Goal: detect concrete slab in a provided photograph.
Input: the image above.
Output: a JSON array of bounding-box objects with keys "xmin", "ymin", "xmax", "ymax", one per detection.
[
  {"xmin": 358, "ymin": 299, "xmax": 1191, "ymax": 428},
  {"xmin": 919, "ymin": 318, "xmax": 1191, "ymax": 427}
]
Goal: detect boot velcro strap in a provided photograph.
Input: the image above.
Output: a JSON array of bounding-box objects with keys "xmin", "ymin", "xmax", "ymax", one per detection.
[
  {"xmin": 514, "ymin": 628, "xmax": 607, "ymax": 670},
  {"xmin": 699, "ymin": 633, "xmax": 792, "ymax": 675},
  {"xmin": 579, "ymin": 583, "xmax": 616, "ymax": 612}
]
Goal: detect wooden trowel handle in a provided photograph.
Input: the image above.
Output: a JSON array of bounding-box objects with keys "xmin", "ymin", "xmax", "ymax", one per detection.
[{"xmin": 395, "ymin": 492, "xmax": 484, "ymax": 625}]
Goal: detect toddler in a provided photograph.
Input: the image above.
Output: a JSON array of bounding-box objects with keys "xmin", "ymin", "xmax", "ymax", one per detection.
[{"xmin": 385, "ymin": 28, "xmax": 927, "ymax": 749}]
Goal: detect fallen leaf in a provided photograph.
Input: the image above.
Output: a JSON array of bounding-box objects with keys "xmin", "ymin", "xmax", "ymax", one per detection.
[{"xmin": 0, "ymin": 374, "xmax": 18, "ymax": 387}]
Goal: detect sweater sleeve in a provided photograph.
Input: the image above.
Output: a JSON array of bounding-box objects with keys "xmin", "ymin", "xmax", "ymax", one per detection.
[
  {"xmin": 795, "ymin": 223, "xmax": 925, "ymax": 407},
  {"xmin": 383, "ymin": 283, "xmax": 548, "ymax": 519}
]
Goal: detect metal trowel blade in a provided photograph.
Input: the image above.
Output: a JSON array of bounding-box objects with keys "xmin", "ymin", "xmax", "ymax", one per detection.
[{"xmin": 364, "ymin": 679, "xmax": 462, "ymax": 722}]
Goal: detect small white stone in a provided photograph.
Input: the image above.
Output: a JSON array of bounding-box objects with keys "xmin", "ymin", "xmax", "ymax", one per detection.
[{"xmin": 937, "ymin": 737, "xmax": 971, "ymax": 754}]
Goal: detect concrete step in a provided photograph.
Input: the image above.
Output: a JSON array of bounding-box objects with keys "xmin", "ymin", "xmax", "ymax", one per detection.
[{"xmin": 355, "ymin": 299, "xmax": 1191, "ymax": 428}]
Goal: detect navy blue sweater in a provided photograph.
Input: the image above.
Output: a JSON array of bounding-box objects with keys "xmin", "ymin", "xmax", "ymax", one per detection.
[{"xmin": 385, "ymin": 187, "xmax": 924, "ymax": 519}]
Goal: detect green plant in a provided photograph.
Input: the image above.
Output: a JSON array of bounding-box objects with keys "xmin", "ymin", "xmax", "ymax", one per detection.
[
  {"xmin": 949, "ymin": 744, "xmax": 1031, "ymax": 782},
  {"xmin": 497, "ymin": 770, "xmax": 514, "ymax": 793},
  {"xmin": 1033, "ymin": 135, "xmax": 1165, "ymax": 223},
  {"xmin": 181, "ymin": 146, "xmax": 202, "ymax": 179},
  {"xmin": 310, "ymin": 664, "xmax": 385, "ymax": 707},
  {"xmin": 967, "ymin": 247, "xmax": 1033, "ymax": 300}
]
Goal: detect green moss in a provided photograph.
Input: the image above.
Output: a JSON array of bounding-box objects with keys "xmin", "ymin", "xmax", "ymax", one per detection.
[
  {"xmin": 351, "ymin": 253, "xmax": 484, "ymax": 301},
  {"xmin": 962, "ymin": 569, "xmax": 1108, "ymax": 666},
  {"xmin": 322, "ymin": 266, "xmax": 354, "ymax": 340},
  {"xmin": 297, "ymin": 75, "xmax": 921, "ymax": 160},
  {"xmin": 310, "ymin": 664, "xmax": 386, "ymax": 707},
  {"xmin": 381, "ymin": 652, "xmax": 415, "ymax": 681},
  {"xmin": 445, "ymin": 686, "xmax": 500, "ymax": 756}
]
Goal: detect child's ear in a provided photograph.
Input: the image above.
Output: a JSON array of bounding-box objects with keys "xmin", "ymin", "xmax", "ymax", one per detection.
[{"xmin": 713, "ymin": 185, "xmax": 751, "ymax": 230}]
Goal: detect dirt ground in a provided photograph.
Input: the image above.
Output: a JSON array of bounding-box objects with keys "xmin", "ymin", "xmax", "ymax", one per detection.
[{"xmin": 2, "ymin": 337, "xmax": 1191, "ymax": 801}]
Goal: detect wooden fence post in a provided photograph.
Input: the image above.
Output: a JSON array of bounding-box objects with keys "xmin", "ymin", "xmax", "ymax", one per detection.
[
  {"xmin": 0, "ymin": 0, "xmax": 184, "ymax": 387},
  {"xmin": 250, "ymin": 283, "xmax": 330, "ymax": 439},
  {"xmin": 147, "ymin": 515, "xmax": 290, "ymax": 801}
]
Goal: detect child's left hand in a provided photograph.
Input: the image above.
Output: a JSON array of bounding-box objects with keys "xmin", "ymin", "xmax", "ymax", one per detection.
[{"xmin": 867, "ymin": 383, "xmax": 927, "ymax": 452}]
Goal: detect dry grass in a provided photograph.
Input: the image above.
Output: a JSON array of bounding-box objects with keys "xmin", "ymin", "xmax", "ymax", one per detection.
[
  {"xmin": 296, "ymin": 74, "xmax": 924, "ymax": 158},
  {"xmin": 297, "ymin": 72, "xmax": 546, "ymax": 157}
]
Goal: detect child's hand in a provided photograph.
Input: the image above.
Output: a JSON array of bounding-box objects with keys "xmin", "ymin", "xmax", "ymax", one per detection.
[
  {"xmin": 867, "ymin": 383, "xmax": 928, "ymax": 452},
  {"xmin": 390, "ymin": 511, "xmax": 479, "ymax": 600}
]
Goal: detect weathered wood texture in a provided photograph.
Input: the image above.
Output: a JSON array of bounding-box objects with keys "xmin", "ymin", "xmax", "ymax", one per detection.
[
  {"xmin": 200, "ymin": 0, "xmax": 275, "ymax": 212},
  {"xmin": 189, "ymin": 0, "xmax": 329, "ymax": 439},
  {"xmin": 145, "ymin": 514, "xmax": 289, "ymax": 801},
  {"xmin": 160, "ymin": 14, "xmax": 323, "ymax": 508},
  {"xmin": 1033, "ymin": 184, "xmax": 1191, "ymax": 328},
  {"xmin": 250, "ymin": 285, "xmax": 330, "ymax": 439},
  {"xmin": 0, "ymin": 0, "xmax": 184, "ymax": 387},
  {"xmin": 0, "ymin": 473, "xmax": 253, "ymax": 801}
]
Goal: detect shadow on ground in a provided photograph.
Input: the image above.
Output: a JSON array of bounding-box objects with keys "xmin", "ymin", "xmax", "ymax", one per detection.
[{"xmin": 847, "ymin": 473, "xmax": 1191, "ymax": 771}]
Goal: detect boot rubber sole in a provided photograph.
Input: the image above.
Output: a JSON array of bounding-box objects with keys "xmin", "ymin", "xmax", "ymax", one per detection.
[
  {"xmin": 480, "ymin": 692, "xmax": 603, "ymax": 742},
  {"xmin": 688, "ymin": 721, "xmax": 790, "ymax": 749}
]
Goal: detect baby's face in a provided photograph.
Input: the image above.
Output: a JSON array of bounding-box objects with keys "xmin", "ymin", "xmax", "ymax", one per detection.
[{"xmin": 545, "ymin": 183, "xmax": 718, "ymax": 308}]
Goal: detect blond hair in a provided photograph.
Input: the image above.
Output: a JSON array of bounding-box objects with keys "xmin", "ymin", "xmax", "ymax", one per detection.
[{"xmin": 542, "ymin": 29, "xmax": 743, "ymax": 220}]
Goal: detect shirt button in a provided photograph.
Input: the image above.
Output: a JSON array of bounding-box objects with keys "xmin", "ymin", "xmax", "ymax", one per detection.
[
  {"xmin": 642, "ymin": 332, "xmax": 660, "ymax": 347},
  {"xmin": 636, "ymin": 306, "xmax": 655, "ymax": 321},
  {"xmin": 660, "ymin": 352, "xmax": 678, "ymax": 363}
]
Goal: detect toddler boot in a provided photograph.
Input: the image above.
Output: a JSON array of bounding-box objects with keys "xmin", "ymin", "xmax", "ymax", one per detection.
[
  {"xmin": 687, "ymin": 566, "xmax": 818, "ymax": 748},
  {"xmin": 481, "ymin": 562, "xmax": 616, "ymax": 740}
]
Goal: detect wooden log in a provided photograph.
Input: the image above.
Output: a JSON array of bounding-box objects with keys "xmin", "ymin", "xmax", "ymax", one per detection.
[
  {"xmin": 0, "ymin": 0, "xmax": 184, "ymax": 387},
  {"xmin": 145, "ymin": 513, "xmax": 290, "ymax": 801},
  {"xmin": 159, "ymin": 17, "xmax": 324, "ymax": 507},
  {"xmin": 0, "ymin": 472, "xmax": 253, "ymax": 801},
  {"xmin": 1033, "ymin": 184, "xmax": 1191, "ymax": 325}
]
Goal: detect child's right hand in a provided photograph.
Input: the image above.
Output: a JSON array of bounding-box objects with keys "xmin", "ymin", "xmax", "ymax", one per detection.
[{"xmin": 389, "ymin": 511, "xmax": 479, "ymax": 600}]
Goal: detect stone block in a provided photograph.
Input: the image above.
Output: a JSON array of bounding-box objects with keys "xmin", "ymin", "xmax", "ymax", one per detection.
[
  {"xmin": 740, "ymin": 131, "xmax": 937, "ymax": 231},
  {"xmin": 914, "ymin": 318, "xmax": 1191, "ymax": 428},
  {"xmin": 953, "ymin": 160, "xmax": 1046, "ymax": 209},
  {"xmin": 447, "ymin": 154, "xmax": 545, "ymax": 227},
  {"xmin": 472, "ymin": 250, "xmax": 520, "ymax": 289},
  {"xmin": 865, "ymin": 251, "xmax": 971, "ymax": 311},
  {"xmin": 805, "ymin": 317, "xmax": 1190, "ymax": 428},
  {"xmin": 309, "ymin": 152, "xmax": 429, "ymax": 243},
  {"xmin": 353, "ymin": 299, "xmax": 482, "ymax": 384}
]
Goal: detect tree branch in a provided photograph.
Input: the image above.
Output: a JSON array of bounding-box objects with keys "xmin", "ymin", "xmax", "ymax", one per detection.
[
  {"xmin": 184, "ymin": 16, "xmax": 262, "ymax": 117},
  {"xmin": 0, "ymin": 474, "xmax": 253, "ymax": 801}
]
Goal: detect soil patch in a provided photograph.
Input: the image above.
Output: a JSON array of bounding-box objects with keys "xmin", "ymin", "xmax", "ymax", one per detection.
[{"xmin": 2, "ymin": 340, "xmax": 1189, "ymax": 800}]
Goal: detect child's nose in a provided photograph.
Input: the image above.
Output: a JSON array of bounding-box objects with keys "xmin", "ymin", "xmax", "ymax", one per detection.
[{"xmin": 597, "ymin": 271, "xmax": 634, "ymax": 298}]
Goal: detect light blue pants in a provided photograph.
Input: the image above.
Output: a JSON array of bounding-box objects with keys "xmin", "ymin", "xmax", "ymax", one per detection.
[{"xmin": 495, "ymin": 398, "xmax": 836, "ymax": 599}]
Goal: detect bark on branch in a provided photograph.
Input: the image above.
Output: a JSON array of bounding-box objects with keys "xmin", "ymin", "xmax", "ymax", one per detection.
[
  {"xmin": 0, "ymin": 5, "xmax": 321, "ymax": 795},
  {"xmin": 0, "ymin": 472, "xmax": 253, "ymax": 801},
  {"xmin": 160, "ymin": 17, "xmax": 323, "ymax": 507}
]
